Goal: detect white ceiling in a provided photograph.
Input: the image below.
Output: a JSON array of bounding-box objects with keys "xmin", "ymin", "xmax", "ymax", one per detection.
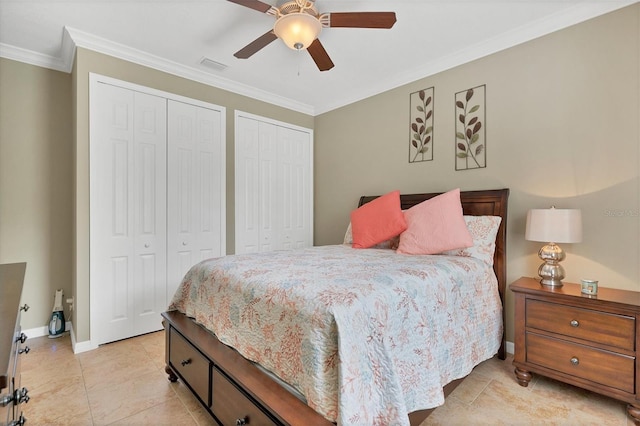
[{"xmin": 0, "ymin": 1, "xmax": 635, "ymax": 115}]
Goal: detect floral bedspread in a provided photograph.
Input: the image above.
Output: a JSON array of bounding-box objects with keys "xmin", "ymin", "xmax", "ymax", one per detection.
[{"xmin": 168, "ymin": 245, "xmax": 502, "ymax": 426}]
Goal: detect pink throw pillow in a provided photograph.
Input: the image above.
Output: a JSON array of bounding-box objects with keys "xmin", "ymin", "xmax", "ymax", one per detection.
[
  {"xmin": 396, "ymin": 188, "xmax": 473, "ymax": 255},
  {"xmin": 350, "ymin": 190, "xmax": 407, "ymax": 249}
]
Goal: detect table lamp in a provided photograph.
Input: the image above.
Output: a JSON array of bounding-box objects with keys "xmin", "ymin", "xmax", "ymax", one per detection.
[{"xmin": 525, "ymin": 207, "xmax": 582, "ymax": 287}]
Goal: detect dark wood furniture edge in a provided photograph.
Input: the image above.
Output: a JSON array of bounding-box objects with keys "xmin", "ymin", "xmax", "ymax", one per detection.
[
  {"xmin": 359, "ymin": 188, "xmax": 509, "ymax": 359},
  {"xmin": 164, "ymin": 309, "xmax": 469, "ymax": 426},
  {"xmin": 508, "ymin": 276, "xmax": 640, "ymax": 310},
  {"xmin": 162, "ymin": 311, "xmax": 332, "ymax": 426},
  {"xmin": 510, "ymin": 277, "xmax": 640, "ymax": 423},
  {"xmin": 1, "ymin": 262, "xmax": 27, "ymax": 391}
]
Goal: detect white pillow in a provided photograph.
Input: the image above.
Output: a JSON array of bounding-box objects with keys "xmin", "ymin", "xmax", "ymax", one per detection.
[{"xmin": 441, "ymin": 215, "xmax": 502, "ymax": 266}]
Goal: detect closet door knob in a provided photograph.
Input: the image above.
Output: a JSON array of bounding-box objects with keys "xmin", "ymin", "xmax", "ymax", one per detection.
[
  {"xmin": 182, "ymin": 242, "xmax": 187, "ymax": 246},
  {"xmin": 144, "ymin": 243, "xmax": 150, "ymax": 248}
]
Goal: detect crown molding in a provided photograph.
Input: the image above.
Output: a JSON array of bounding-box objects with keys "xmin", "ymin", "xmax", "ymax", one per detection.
[
  {"xmin": 0, "ymin": 42, "xmax": 69, "ymax": 73},
  {"xmin": 64, "ymin": 27, "xmax": 315, "ymax": 115},
  {"xmin": 0, "ymin": 27, "xmax": 314, "ymax": 116},
  {"xmin": 313, "ymin": 1, "xmax": 637, "ymax": 115}
]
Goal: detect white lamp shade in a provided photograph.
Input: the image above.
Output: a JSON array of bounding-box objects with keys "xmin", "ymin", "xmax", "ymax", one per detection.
[
  {"xmin": 274, "ymin": 13, "xmax": 321, "ymax": 50},
  {"xmin": 525, "ymin": 208, "xmax": 582, "ymax": 243}
]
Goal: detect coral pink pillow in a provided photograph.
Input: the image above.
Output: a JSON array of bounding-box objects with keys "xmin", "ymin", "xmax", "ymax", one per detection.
[
  {"xmin": 396, "ymin": 188, "xmax": 473, "ymax": 255},
  {"xmin": 350, "ymin": 190, "xmax": 407, "ymax": 249}
]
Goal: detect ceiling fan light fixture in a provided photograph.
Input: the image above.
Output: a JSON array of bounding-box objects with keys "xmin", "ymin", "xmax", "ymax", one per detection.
[{"xmin": 273, "ymin": 12, "xmax": 321, "ymax": 50}]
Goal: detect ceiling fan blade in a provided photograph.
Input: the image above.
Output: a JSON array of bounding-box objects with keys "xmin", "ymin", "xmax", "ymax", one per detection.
[
  {"xmin": 227, "ymin": 0, "xmax": 273, "ymax": 13},
  {"xmin": 328, "ymin": 12, "xmax": 397, "ymax": 29},
  {"xmin": 307, "ymin": 39, "xmax": 334, "ymax": 72},
  {"xmin": 234, "ymin": 30, "xmax": 278, "ymax": 59}
]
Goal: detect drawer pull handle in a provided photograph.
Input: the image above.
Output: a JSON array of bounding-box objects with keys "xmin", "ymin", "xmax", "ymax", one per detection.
[
  {"xmin": 570, "ymin": 320, "xmax": 579, "ymax": 327},
  {"xmin": 180, "ymin": 359, "xmax": 191, "ymax": 367},
  {"xmin": 15, "ymin": 387, "xmax": 29, "ymax": 404},
  {"xmin": 9, "ymin": 413, "xmax": 27, "ymax": 426},
  {"xmin": 236, "ymin": 417, "xmax": 248, "ymax": 425},
  {"xmin": 0, "ymin": 393, "xmax": 13, "ymax": 407},
  {"xmin": 570, "ymin": 357, "xmax": 579, "ymax": 366}
]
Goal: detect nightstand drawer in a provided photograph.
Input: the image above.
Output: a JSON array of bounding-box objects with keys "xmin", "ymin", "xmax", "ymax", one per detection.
[
  {"xmin": 527, "ymin": 332, "xmax": 635, "ymax": 393},
  {"xmin": 169, "ymin": 327, "xmax": 211, "ymax": 405},
  {"xmin": 212, "ymin": 367, "xmax": 277, "ymax": 426},
  {"xmin": 526, "ymin": 299, "xmax": 635, "ymax": 351}
]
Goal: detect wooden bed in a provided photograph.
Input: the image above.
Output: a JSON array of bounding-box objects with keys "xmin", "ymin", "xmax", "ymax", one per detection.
[{"xmin": 162, "ymin": 188, "xmax": 509, "ymax": 426}]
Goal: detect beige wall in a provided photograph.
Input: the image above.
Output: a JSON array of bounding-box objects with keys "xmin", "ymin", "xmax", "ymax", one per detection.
[
  {"xmin": 0, "ymin": 58, "xmax": 73, "ymax": 330},
  {"xmin": 72, "ymin": 48, "xmax": 314, "ymax": 342},
  {"xmin": 314, "ymin": 4, "xmax": 640, "ymax": 343}
]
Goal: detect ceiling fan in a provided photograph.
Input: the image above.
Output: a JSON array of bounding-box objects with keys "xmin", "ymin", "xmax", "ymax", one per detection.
[{"xmin": 228, "ymin": 0, "xmax": 397, "ymax": 71}]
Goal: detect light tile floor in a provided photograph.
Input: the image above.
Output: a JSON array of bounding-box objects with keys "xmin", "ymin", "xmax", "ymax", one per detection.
[{"xmin": 20, "ymin": 331, "xmax": 632, "ymax": 425}]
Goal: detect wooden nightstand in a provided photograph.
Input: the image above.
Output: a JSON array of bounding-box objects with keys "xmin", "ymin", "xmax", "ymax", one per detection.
[{"xmin": 510, "ymin": 276, "xmax": 640, "ymax": 422}]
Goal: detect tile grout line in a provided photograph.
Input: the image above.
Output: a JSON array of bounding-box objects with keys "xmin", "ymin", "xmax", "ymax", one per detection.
[{"xmin": 78, "ymin": 347, "xmax": 97, "ymax": 426}]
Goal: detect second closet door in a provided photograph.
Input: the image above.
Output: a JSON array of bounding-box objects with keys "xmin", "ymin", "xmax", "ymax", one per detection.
[
  {"xmin": 235, "ymin": 114, "xmax": 313, "ymax": 255},
  {"xmin": 167, "ymin": 101, "xmax": 225, "ymax": 299}
]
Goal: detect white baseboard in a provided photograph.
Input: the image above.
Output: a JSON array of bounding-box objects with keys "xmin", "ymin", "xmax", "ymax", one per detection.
[
  {"xmin": 22, "ymin": 321, "xmax": 73, "ymax": 339},
  {"xmin": 71, "ymin": 331, "xmax": 97, "ymax": 354},
  {"xmin": 506, "ymin": 340, "xmax": 514, "ymax": 355},
  {"xmin": 23, "ymin": 321, "xmax": 96, "ymax": 353}
]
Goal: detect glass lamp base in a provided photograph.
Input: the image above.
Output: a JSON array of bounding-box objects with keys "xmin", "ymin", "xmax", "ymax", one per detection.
[{"xmin": 537, "ymin": 243, "xmax": 566, "ymax": 287}]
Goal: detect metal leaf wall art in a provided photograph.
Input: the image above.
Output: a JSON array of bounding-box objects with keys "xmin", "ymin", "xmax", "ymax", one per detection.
[
  {"xmin": 409, "ymin": 87, "xmax": 434, "ymax": 163},
  {"xmin": 455, "ymin": 85, "xmax": 486, "ymax": 170}
]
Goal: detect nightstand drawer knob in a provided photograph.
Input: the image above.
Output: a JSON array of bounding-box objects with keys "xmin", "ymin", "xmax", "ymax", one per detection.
[
  {"xmin": 570, "ymin": 357, "xmax": 579, "ymax": 366},
  {"xmin": 570, "ymin": 320, "xmax": 579, "ymax": 327}
]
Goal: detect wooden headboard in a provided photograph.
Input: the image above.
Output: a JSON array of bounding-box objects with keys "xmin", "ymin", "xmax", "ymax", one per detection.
[{"xmin": 359, "ymin": 188, "xmax": 510, "ymax": 359}]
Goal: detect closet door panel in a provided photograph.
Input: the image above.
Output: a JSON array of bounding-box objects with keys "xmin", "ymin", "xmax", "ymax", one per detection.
[
  {"xmin": 91, "ymin": 84, "xmax": 136, "ymax": 344},
  {"xmin": 235, "ymin": 116, "xmax": 261, "ymax": 254},
  {"xmin": 91, "ymin": 84, "xmax": 167, "ymax": 344},
  {"xmin": 259, "ymin": 122, "xmax": 278, "ymax": 251},
  {"xmin": 168, "ymin": 102, "xmax": 197, "ymax": 298},
  {"xmin": 197, "ymin": 107, "xmax": 224, "ymax": 259},
  {"xmin": 167, "ymin": 101, "xmax": 224, "ymax": 299},
  {"xmin": 277, "ymin": 126, "xmax": 312, "ymax": 250},
  {"xmin": 132, "ymin": 92, "xmax": 167, "ymax": 335}
]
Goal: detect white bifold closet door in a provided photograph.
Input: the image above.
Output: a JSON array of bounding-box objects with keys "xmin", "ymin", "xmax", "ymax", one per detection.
[
  {"xmin": 235, "ymin": 113, "xmax": 313, "ymax": 254},
  {"xmin": 277, "ymin": 125, "xmax": 312, "ymax": 250},
  {"xmin": 166, "ymin": 100, "xmax": 224, "ymax": 299},
  {"xmin": 90, "ymin": 77, "xmax": 225, "ymax": 346},
  {"xmin": 90, "ymin": 83, "xmax": 168, "ymax": 345}
]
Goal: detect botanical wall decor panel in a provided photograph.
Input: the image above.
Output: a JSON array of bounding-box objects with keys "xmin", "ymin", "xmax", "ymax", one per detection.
[
  {"xmin": 409, "ymin": 87, "xmax": 434, "ymax": 163},
  {"xmin": 455, "ymin": 85, "xmax": 486, "ymax": 170}
]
